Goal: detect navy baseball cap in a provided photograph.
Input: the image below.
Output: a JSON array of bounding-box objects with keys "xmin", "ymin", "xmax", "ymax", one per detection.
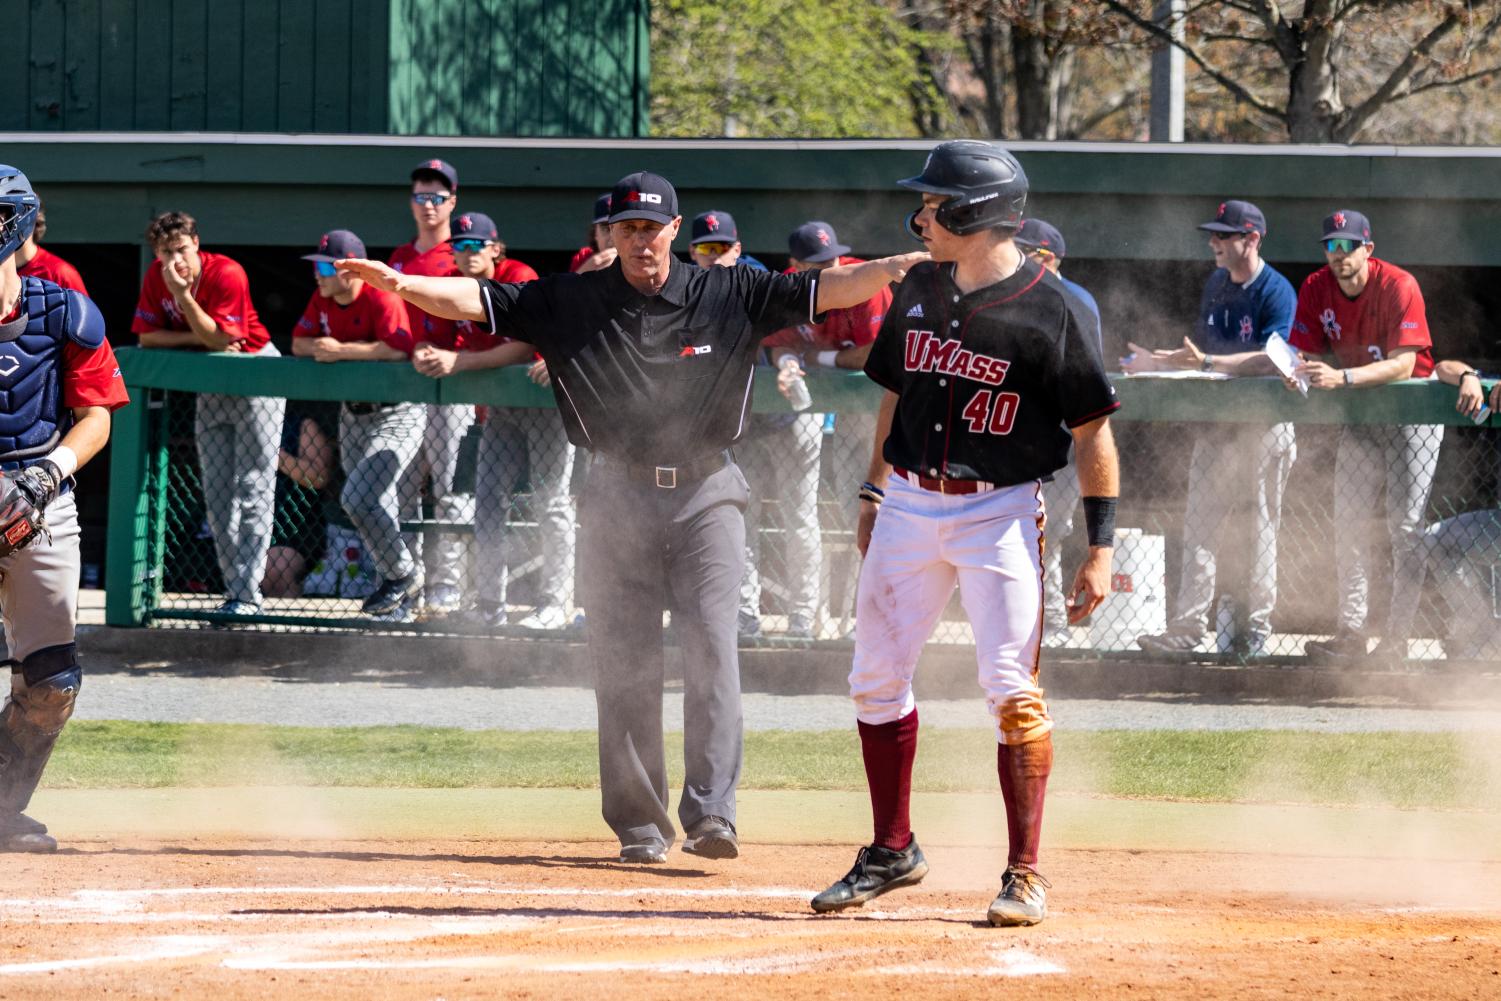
[
  {"xmin": 691, "ymin": 210, "xmax": 738, "ymax": 245},
  {"xmin": 591, "ymin": 193, "xmax": 612, "ymax": 224},
  {"xmin": 1198, "ymin": 199, "xmax": 1266, "ymax": 236},
  {"xmin": 1321, "ymin": 208, "xmax": 1373, "ymax": 243},
  {"xmin": 412, "ymin": 157, "xmax": 458, "ymax": 191},
  {"xmin": 609, "ymin": 172, "xmax": 679, "ymax": 226},
  {"xmin": 1014, "ymin": 218, "xmax": 1066, "ymax": 258},
  {"xmin": 787, "ymin": 221, "xmax": 850, "ymax": 263},
  {"xmin": 302, "ymin": 229, "xmax": 366, "ymax": 263},
  {"xmin": 452, "ymin": 212, "xmax": 499, "ymax": 243}
]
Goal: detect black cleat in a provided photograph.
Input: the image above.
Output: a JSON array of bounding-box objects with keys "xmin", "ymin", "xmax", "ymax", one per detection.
[
  {"xmin": 682, "ymin": 816, "xmax": 739, "ymax": 860},
  {"xmin": 618, "ymin": 839, "xmax": 668, "ymax": 864},
  {"xmin": 0, "ymin": 812, "xmax": 57, "ymax": 853},
  {"xmin": 810, "ymin": 837, "xmax": 929, "ymax": 913},
  {"xmin": 361, "ymin": 573, "xmax": 423, "ymax": 616},
  {"xmin": 987, "ymin": 865, "xmax": 1051, "ymax": 926}
]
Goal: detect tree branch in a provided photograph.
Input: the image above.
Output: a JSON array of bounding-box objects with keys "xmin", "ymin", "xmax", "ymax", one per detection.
[
  {"xmin": 1338, "ymin": 8, "xmax": 1468, "ymax": 139},
  {"xmin": 1399, "ymin": 62, "xmax": 1501, "ymax": 98},
  {"xmin": 1096, "ymin": 0, "xmax": 1286, "ymax": 120}
]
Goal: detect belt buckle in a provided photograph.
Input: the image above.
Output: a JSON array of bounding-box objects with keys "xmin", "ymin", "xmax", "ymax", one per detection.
[{"xmin": 655, "ymin": 466, "xmax": 677, "ymax": 489}]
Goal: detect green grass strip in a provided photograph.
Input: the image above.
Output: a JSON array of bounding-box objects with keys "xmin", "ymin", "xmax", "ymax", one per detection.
[{"xmin": 50, "ymin": 721, "xmax": 1501, "ymax": 812}]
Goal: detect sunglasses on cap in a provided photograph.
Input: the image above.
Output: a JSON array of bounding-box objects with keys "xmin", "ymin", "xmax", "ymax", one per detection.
[
  {"xmin": 692, "ymin": 241, "xmax": 733, "ymax": 257},
  {"xmin": 452, "ymin": 238, "xmax": 491, "ymax": 253},
  {"xmin": 1208, "ymin": 231, "xmax": 1249, "ymax": 242},
  {"xmin": 1324, "ymin": 238, "xmax": 1364, "ymax": 254},
  {"xmin": 412, "ymin": 191, "xmax": 452, "ymax": 207},
  {"xmin": 1025, "ymin": 247, "xmax": 1056, "ymax": 261},
  {"xmin": 313, "ymin": 261, "xmax": 339, "ymax": 278}
]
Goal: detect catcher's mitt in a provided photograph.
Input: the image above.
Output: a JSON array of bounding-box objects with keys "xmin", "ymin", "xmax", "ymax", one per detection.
[{"xmin": 0, "ymin": 470, "xmax": 47, "ymax": 559}]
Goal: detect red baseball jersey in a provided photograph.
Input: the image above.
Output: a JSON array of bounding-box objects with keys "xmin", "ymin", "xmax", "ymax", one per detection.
[
  {"xmin": 293, "ymin": 285, "xmax": 415, "ymax": 356},
  {"xmin": 764, "ymin": 258, "xmax": 891, "ymax": 354},
  {"xmin": 569, "ymin": 246, "xmax": 595, "ymax": 273},
  {"xmin": 1288, "ymin": 258, "xmax": 1434, "ymax": 377},
  {"xmin": 130, "ymin": 251, "xmax": 270, "ymax": 352},
  {"xmin": 19, "ymin": 247, "xmax": 88, "ymax": 296},
  {"xmin": 389, "ymin": 239, "xmax": 457, "ymax": 343},
  {"xmin": 419, "ymin": 258, "xmax": 539, "ymax": 352}
]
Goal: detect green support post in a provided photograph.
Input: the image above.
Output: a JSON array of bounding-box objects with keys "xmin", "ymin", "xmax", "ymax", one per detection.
[{"xmin": 104, "ymin": 386, "xmax": 168, "ymax": 626}]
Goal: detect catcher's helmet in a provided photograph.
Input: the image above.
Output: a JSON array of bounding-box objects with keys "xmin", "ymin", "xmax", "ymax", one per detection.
[
  {"xmin": 0, "ymin": 165, "xmax": 39, "ymax": 265},
  {"xmin": 899, "ymin": 141, "xmax": 1028, "ymax": 240}
]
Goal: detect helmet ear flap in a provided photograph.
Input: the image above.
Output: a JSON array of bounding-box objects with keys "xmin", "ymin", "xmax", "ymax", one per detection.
[{"xmin": 905, "ymin": 210, "xmax": 925, "ymax": 244}]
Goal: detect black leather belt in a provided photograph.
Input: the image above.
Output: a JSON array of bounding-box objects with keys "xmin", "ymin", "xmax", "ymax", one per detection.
[
  {"xmin": 343, "ymin": 401, "xmax": 398, "ymax": 416},
  {"xmin": 599, "ymin": 450, "xmax": 731, "ymax": 489}
]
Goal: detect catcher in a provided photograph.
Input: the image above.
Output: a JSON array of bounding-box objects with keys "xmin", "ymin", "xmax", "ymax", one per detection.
[{"xmin": 0, "ymin": 165, "xmax": 129, "ymax": 852}]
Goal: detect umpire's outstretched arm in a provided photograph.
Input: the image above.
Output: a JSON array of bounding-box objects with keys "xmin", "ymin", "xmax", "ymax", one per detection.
[{"xmin": 334, "ymin": 259, "xmax": 487, "ymax": 322}]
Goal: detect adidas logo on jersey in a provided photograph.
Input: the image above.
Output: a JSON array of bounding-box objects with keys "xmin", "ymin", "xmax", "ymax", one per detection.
[{"xmin": 906, "ymin": 304, "xmax": 924, "ymax": 317}]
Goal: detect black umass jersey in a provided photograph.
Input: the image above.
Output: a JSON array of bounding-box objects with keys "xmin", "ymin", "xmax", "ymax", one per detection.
[
  {"xmin": 864, "ymin": 258, "xmax": 1118, "ymax": 487},
  {"xmin": 478, "ymin": 261, "xmax": 819, "ymax": 464}
]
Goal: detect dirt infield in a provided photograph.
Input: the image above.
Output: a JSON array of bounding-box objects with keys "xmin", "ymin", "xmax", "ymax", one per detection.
[{"xmin": 2, "ymin": 838, "xmax": 1497, "ymax": 1000}]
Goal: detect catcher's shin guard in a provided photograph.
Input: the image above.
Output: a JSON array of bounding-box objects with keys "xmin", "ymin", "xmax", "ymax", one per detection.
[{"xmin": 0, "ymin": 644, "xmax": 82, "ymax": 814}]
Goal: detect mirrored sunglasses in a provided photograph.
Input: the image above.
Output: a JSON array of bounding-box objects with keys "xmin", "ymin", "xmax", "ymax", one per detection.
[
  {"xmin": 1323, "ymin": 238, "xmax": 1362, "ymax": 254},
  {"xmin": 412, "ymin": 191, "xmax": 452, "ymax": 207},
  {"xmin": 452, "ymin": 239, "xmax": 490, "ymax": 253},
  {"xmin": 693, "ymin": 241, "xmax": 733, "ymax": 256},
  {"xmin": 313, "ymin": 261, "xmax": 339, "ymax": 277}
]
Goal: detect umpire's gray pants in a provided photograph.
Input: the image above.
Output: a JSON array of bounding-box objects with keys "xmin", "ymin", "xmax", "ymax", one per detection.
[
  {"xmin": 1334, "ymin": 423, "xmax": 1442, "ymax": 639},
  {"xmin": 196, "ymin": 392, "xmax": 285, "ymax": 606},
  {"xmin": 738, "ymin": 413, "xmax": 823, "ymax": 624},
  {"xmin": 340, "ymin": 403, "xmax": 427, "ymax": 581},
  {"xmin": 474, "ymin": 411, "xmax": 577, "ymax": 609},
  {"xmin": 580, "ymin": 456, "xmax": 748, "ymax": 850},
  {"xmin": 1167, "ymin": 422, "xmax": 1296, "ymax": 639}
]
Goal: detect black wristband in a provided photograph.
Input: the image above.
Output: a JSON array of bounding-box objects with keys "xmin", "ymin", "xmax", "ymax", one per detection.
[
  {"xmin": 1082, "ymin": 496, "xmax": 1118, "ymax": 548},
  {"xmin": 860, "ymin": 481, "xmax": 885, "ymax": 498}
]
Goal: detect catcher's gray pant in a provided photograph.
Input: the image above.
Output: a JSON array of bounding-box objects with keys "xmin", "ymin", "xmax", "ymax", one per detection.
[
  {"xmin": 738, "ymin": 413, "xmax": 822, "ymax": 624},
  {"xmin": 1, "ymin": 491, "xmax": 79, "ymax": 663},
  {"xmin": 1041, "ymin": 466, "xmax": 1081, "ymax": 632},
  {"xmin": 1334, "ymin": 423, "xmax": 1442, "ymax": 639},
  {"xmin": 196, "ymin": 391, "xmax": 285, "ymax": 606},
  {"xmin": 1165, "ymin": 423, "xmax": 1296, "ymax": 639},
  {"xmin": 415, "ymin": 403, "xmax": 475, "ymax": 591},
  {"xmin": 340, "ymin": 402, "xmax": 426, "ymax": 581},
  {"xmin": 580, "ymin": 455, "xmax": 747, "ymax": 850},
  {"xmin": 1424, "ymin": 509, "xmax": 1501, "ymax": 659},
  {"xmin": 474, "ymin": 411, "xmax": 576, "ymax": 609}
]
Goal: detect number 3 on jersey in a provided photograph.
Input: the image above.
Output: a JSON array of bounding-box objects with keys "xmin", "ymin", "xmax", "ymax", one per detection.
[{"xmin": 962, "ymin": 389, "xmax": 1021, "ymax": 435}]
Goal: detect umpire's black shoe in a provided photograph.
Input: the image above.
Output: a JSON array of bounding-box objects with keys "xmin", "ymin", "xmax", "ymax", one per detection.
[
  {"xmin": 361, "ymin": 573, "xmax": 423, "ymax": 616},
  {"xmin": 618, "ymin": 839, "xmax": 668, "ymax": 864},
  {"xmin": 810, "ymin": 837, "xmax": 929, "ymax": 913},
  {"xmin": 682, "ymin": 816, "xmax": 739, "ymax": 860},
  {"xmin": 0, "ymin": 812, "xmax": 57, "ymax": 854}
]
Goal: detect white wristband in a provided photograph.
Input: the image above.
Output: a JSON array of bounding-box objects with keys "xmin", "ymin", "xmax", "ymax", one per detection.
[
  {"xmin": 815, "ymin": 350, "xmax": 839, "ymax": 368},
  {"xmin": 49, "ymin": 445, "xmax": 79, "ymax": 479}
]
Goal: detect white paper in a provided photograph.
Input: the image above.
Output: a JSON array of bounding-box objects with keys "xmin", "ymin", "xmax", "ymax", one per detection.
[{"xmin": 1264, "ymin": 333, "xmax": 1308, "ymax": 396}]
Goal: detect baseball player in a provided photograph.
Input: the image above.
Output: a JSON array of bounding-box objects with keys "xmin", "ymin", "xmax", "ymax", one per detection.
[
  {"xmin": 1124, "ymin": 201, "xmax": 1297, "ymax": 657},
  {"xmin": 1287, "ymin": 210, "xmax": 1439, "ymax": 663},
  {"xmin": 1014, "ymin": 219, "xmax": 1101, "ymax": 646},
  {"xmin": 132, "ymin": 211, "xmax": 285, "ymax": 617},
  {"xmin": 569, "ymin": 193, "xmax": 617, "ymax": 274},
  {"xmin": 748, "ymin": 221, "xmax": 891, "ymax": 639},
  {"xmin": 291, "ymin": 230, "xmax": 426, "ymax": 618},
  {"xmin": 390, "ymin": 158, "xmax": 470, "ymax": 613},
  {"xmin": 0, "ymin": 165, "xmax": 129, "ymax": 852},
  {"xmin": 809, "ymin": 141, "xmax": 1120, "ymax": 926},
  {"xmin": 15, "ymin": 198, "xmax": 87, "ymax": 295},
  {"xmin": 410, "ymin": 213, "xmax": 571, "ymax": 630}
]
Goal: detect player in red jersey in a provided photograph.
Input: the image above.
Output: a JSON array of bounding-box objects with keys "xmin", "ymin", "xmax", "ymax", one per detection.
[
  {"xmin": 131, "ymin": 211, "xmax": 285, "ymax": 618},
  {"xmin": 569, "ymin": 193, "xmax": 617, "ymax": 275},
  {"xmin": 1287, "ymin": 209, "xmax": 1439, "ymax": 663},
  {"xmin": 14, "ymin": 199, "xmax": 87, "ymax": 295}
]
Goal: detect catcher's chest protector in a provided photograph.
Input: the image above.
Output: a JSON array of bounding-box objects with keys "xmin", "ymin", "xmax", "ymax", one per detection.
[{"xmin": 0, "ymin": 277, "xmax": 81, "ymax": 461}]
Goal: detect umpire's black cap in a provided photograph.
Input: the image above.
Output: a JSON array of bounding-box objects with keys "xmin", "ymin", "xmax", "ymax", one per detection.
[{"xmin": 609, "ymin": 172, "xmax": 678, "ymax": 226}]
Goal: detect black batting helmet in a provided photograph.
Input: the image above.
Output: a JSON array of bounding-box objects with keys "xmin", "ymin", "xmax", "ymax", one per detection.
[{"xmin": 899, "ymin": 140, "xmax": 1028, "ymax": 240}]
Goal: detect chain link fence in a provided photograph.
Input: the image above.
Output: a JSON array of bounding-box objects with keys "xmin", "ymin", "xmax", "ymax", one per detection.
[{"xmin": 113, "ymin": 355, "xmax": 1501, "ymax": 665}]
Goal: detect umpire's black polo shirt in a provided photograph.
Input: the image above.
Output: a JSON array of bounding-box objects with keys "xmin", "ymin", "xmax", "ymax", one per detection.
[{"xmin": 478, "ymin": 260, "xmax": 819, "ymax": 464}]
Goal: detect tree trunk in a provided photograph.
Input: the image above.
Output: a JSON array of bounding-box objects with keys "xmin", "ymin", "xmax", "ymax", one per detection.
[
  {"xmin": 1012, "ymin": 24, "xmax": 1056, "ymax": 138},
  {"xmin": 1284, "ymin": 21, "xmax": 1344, "ymax": 141}
]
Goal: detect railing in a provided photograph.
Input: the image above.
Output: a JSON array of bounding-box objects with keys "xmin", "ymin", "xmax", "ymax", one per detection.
[{"xmin": 106, "ymin": 348, "xmax": 1501, "ymax": 666}]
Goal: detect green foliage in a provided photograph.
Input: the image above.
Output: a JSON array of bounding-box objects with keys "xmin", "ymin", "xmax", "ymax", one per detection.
[
  {"xmin": 649, "ymin": 0, "xmax": 937, "ymax": 137},
  {"xmin": 51, "ymin": 721, "xmax": 1500, "ymax": 812}
]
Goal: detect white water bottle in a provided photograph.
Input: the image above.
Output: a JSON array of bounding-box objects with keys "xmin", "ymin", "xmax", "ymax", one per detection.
[{"xmin": 781, "ymin": 356, "xmax": 812, "ymax": 412}]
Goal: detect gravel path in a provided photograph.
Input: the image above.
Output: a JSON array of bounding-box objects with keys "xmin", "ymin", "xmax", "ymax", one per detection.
[{"xmin": 74, "ymin": 675, "xmax": 1501, "ymax": 733}]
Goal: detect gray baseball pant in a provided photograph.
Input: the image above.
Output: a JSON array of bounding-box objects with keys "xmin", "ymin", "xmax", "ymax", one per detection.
[
  {"xmin": 1333, "ymin": 423, "xmax": 1442, "ymax": 639},
  {"xmin": 474, "ymin": 411, "xmax": 577, "ymax": 609},
  {"xmin": 1, "ymin": 492, "xmax": 80, "ymax": 662},
  {"xmin": 196, "ymin": 392, "xmax": 285, "ymax": 606},
  {"xmin": 580, "ymin": 456, "xmax": 748, "ymax": 850},
  {"xmin": 416, "ymin": 403, "xmax": 475, "ymax": 591},
  {"xmin": 739, "ymin": 412, "xmax": 823, "ymax": 624},
  {"xmin": 340, "ymin": 402, "xmax": 427, "ymax": 581},
  {"xmin": 1041, "ymin": 466, "xmax": 1081, "ymax": 632}
]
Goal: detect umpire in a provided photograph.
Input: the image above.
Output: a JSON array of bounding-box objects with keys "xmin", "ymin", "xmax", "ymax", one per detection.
[{"xmin": 340, "ymin": 171, "xmax": 924, "ymax": 864}]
